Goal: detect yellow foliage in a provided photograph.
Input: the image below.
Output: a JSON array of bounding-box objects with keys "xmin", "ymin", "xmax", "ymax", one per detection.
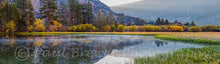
[
  {"xmin": 103, "ymin": 25, "xmax": 111, "ymax": 32},
  {"xmin": 27, "ymin": 25, "xmax": 33, "ymax": 32},
  {"xmin": 117, "ymin": 24, "xmax": 125, "ymax": 32},
  {"xmin": 128, "ymin": 25, "xmax": 137, "ymax": 32},
  {"xmin": 143, "ymin": 25, "xmax": 161, "ymax": 31},
  {"xmin": 34, "ymin": 19, "xmax": 45, "ymax": 32},
  {"xmin": 5, "ymin": 21, "xmax": 16, "ymax": 32},
  {"xmin": 170, "ymin": 25, "xmax": 184, "ymax": 32},
  {"xmin": 52, "ymin": 21, "xmax": 63, "ymax": 31},
  {"xmin": 68, "ymin": 24, "xmax": 97, "ymax": 32}
]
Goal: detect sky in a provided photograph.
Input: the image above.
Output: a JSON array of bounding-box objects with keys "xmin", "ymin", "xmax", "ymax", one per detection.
[
  {"xmin": 100, "ymin": 0, "xmax": 142, "ymax": 6},
  {"xmin": 101, "ymin": 0, "xmax": 220, "ymax": 25}
]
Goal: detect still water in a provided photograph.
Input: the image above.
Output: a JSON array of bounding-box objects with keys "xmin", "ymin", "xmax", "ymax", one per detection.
[{"xmin": 0, "ymin": 35, "xmax": 201, "ymax": 64}]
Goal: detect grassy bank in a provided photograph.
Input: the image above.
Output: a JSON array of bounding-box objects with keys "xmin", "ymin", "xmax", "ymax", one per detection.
[
  {"xmin": 134, "ymin": 47, "xmax": 220, "ymax": 64},
  {"xmin": 155, "ymin": 35, "xmax": 220, "ymax": 44}
]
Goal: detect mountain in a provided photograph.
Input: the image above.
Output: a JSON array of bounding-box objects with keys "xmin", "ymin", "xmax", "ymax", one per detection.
[
  {"xmin": 31, "ymin": 0, "xmax": 148, "ymax": 25},
  {"xmin": 110, "ymin": 0, "xmax": 220, "ymax": 26}
]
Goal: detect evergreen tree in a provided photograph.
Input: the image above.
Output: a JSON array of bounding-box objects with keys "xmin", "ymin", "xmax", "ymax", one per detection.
[
  {"xmin": 96, "ymin": 10, "xmax": 106, "ymax": 30},
  {"xmin": 191, "ymin": 21, "xmax": 196, "ymax": 26},
  {"xmin": 107, "ymin": 12, "xmax": 116, "ymax": 25},
  {"xmin": 86, "ymin": 0, "xmax": 94, "ymax": 24},
  {"xmin": 12, "ymin": 4, "xmax": 20, "ymax": 24},
  {"xmin": 82, "ymin": 0, "xmax": 94, "ymax": 24},
  {"xmin": 14, "ymin": 0, "xmax": 35, "ymax": 31},
  {"xmin": 161, "ymin": 18, "xmax": 164, "ymax": 25},
  {"xmin": 67, "ymin": 0, "xmax": 76, "ymax": 26},
  {"xmin": 165, "ymin": 19, "xmax": 169, "ymax": 25},
  {"xmin": 57, "ymin": 1, "xmax": 67, "ymax": 26},
  {"xmin": 26, "ymin": 0, "xmax": 35, "ymax": 25},
  {"xmin": 0, "ymin": 0, "xmax": 3, "ymax": 8},
  {"xmin": 155, "ymin": 18, "xmax": 161, "ymax": 25},
  {"xmin": 0, "ymin": 1, "xmax": 13, "ymax": 31},
  {"xmin": 39, "ymin": 0, "xmax": 58, "ymax": 30},
  {"xmin": 76, "ymin": 3, "xmax": 83, "ymax": 25},
  {"xmin": 184, "ymin": 22, "xmax": 190, "ymax": 26}
]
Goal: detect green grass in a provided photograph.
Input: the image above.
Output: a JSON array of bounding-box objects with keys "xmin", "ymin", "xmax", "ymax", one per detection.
[
  {"xmin": 134, "ymin": 47, "xmax": 220, "ymax": 64},
  {"xmin": 155, "ymin": 35, "xmax": 220, "ymax": 45}
]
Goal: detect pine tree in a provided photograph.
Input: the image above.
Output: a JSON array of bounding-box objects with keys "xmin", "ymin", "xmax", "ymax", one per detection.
[
  {"xmin": 39, "ymin": 0, "xmax": 58, "ymax": 30},
  {"xmin": 191, "ymin": 21, "xmax": 196, "ymax": 26},
  {"xmin": 67, "ymin": 0, "xmax": 76, "ymax": 26},
  {"xmin": 85, "ymin": 0, "xmax": 94, "ymax": 24},
  {"xmin": 58, "ymin": 1, "xmax": 67, "ymax": 26},
  {"xmin": 12, "ymin": 4, "xmax": 20, "ymax": 24},
  {"xmin": 96, "ymin": 10, "xmax": 105, "ymax": 30},
  {"xmin": 76, "ymin": 3, "xmax": 83, "ymax": 25},
  {"xmin": 165, "ymin": 19, "xmax": 169, "ymax": 25},
  {"xmin": 0, "ymin": 0, "xmax": 3, "ymax": 8},
  {"xmin": 184, "ymin": 22, "xmax": 190, "ymax": 26},
  {"xmin": 1, "ymin": 1, "xmax": 13, "ymax": 32},
  {"xmin": 155, "ymin": 18, "xmax": 161, "ymax": 25},
  {"xmin": 26, "ymin": 0, "xmax": 35, "ymax": 25},
  {"xmin": 14, "ymin": 0, "xmax": 35, "ymax": 31},
  {"xmin": 107, "ymin": 12, "xmax": 116, "ymax": 25},
  {"xmin": 161, "ymin": 19, "xmax": 164, "ymax": 25}
]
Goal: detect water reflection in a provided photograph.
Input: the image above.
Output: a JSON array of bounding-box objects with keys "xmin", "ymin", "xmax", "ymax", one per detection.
[
  {"xmin": 155, "ymin": 40, "xmax": 168, "ymax": 47},
  {"xmin": 0, "ymin": 35, "xmax": 201, "ymax": 64}
]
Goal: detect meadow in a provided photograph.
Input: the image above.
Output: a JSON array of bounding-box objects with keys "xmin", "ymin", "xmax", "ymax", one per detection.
[{"xmin": 134, "ymin": 47, "xmax": 220, "ymax": 64}]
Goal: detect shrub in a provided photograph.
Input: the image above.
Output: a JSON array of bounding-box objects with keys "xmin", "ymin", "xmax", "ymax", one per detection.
[
  {"xmin": 214, "ymin": 26, "xmax": 220, "ymax": 32},
  {"xmin": 52, "ymin": 21, "xmax": 63, "ymax": 31},
  {"xmin": 117, "ymin": 24, "xmax": 125, "ymax": 32},
  {"xmin": 160, "ymin": 25, "xmax": 169, "ymax": 31},
  {"xmin": 201, "ymin": 25, "xmax": 216, "ymax": 31},
  {"xmin": 5, "ymin": 21, "xmax": 16, "ymax": 33},
  {"xmin": 68, "ymin": 26, "xmax": 77, "ymax": 32},
  {"xmin": 27, "ymin": 25, "xmax": 33, "ymax": 32},
  {"xmin": 103, "ymin": 25, "xmax": 111, "ymax": 32},
  {"xmin": 138, "ymin": 26, "xmax": 145, "ymax": 32},
  {"xmin": 188, "ymin": 26, "xmax": 202, "ymax": 32},
  {"xmin": 68, "ymin": 24, "xmax": 96, "ymax": 32},
  {"xmin": 34, "ymin": 19, "xmax": 45, "ymax": 32},
  {"xmin": 110, "ymin": 25, "xmax": 116, "ymax": 32},
  {"xmin": 170, "ymin": 25, "xmax": 184, "ymax": 32},
  {"xmin": 128, "ymin": 25, "xmax": 137, "ymax": 32},
  {"xmin": 143, "ymin": 25, "xmax": 161, "ymax": 31}
]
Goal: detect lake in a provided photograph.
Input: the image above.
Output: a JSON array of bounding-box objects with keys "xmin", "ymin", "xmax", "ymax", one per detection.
[{"xmin": 0, "ymin": 35, "xmax": 201, "ymax": 64}]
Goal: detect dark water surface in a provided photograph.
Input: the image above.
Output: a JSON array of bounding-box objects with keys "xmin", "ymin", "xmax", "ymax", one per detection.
[{"xmin": 0, "ymin": 35, "xmax": 201, "ymax": 64}]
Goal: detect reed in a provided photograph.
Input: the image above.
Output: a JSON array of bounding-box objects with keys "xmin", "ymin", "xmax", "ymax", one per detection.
[{"xmin": 134, "ymin": 47, "xmax": 220, "ymax": 64}]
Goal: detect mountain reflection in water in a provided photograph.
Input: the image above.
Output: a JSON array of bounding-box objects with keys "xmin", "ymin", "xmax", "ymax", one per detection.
[{"xmin": 0, "ymin": 35, "xmax": 201, "ymax": 64}]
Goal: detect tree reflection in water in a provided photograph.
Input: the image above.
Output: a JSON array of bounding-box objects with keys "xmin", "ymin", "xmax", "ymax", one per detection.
[
  {"xmin": 0, "ymin": 35, "xmax": 147, "ymax": 64},
  {"xmin": 155, "ymin": 40, "xmax": 168, "ymax": 47}
]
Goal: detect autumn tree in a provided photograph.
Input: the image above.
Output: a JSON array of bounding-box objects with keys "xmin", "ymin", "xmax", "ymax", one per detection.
[
  {"xmin": 39, "ymin": 0, "xmax": 58, "ymax": 30},
  {"xmin": 117, "ymin": 24, "xmax": 125, "ymax": 32},
  {"xmin": 5, "ymin": 21, "xmax": 16, "ymax": 33},
  {"xmin": 34, "ymin": 19, "xmax": 45, "ymax": 32},
  {"xmin": 52, "ymin": 21, "xmax": 63, "ymax": 31}
]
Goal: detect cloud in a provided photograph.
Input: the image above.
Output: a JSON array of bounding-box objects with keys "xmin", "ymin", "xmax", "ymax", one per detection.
[{"xmin": 100, "ymin": 0, "xmax": 142, "ymax": 6}]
